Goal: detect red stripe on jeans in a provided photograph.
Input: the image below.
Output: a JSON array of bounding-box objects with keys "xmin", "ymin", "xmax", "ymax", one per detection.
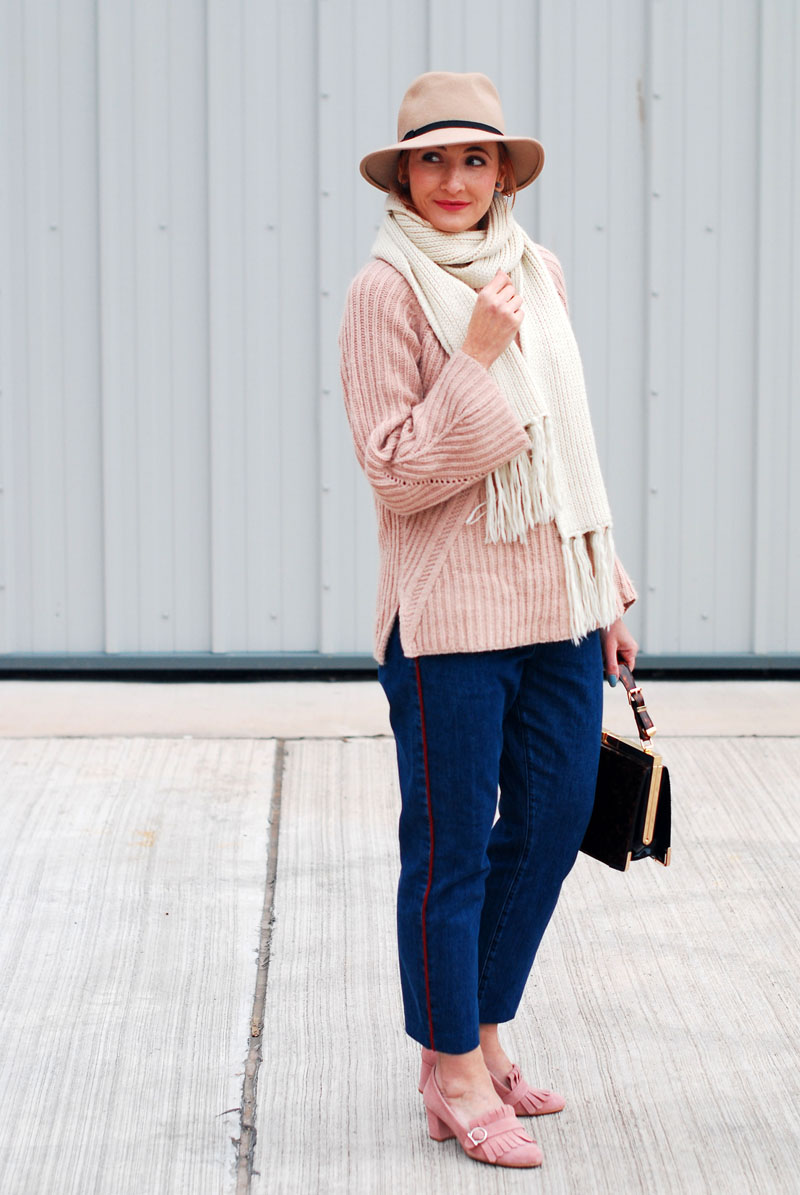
[{"xmin": 414, "ymin": 658, "xmax": 436, "ymax": 1052}]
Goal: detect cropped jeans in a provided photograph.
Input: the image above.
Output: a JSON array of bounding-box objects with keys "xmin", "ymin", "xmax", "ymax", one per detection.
[{"xmin": 378, "ymin": 622, "xmax": 603, "ymax": 1055}]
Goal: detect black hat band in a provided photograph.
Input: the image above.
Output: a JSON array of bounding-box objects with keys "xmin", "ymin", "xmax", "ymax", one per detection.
[{"xmin": 401, "ymin": 119, "xmax": 504, "ymax": 142}]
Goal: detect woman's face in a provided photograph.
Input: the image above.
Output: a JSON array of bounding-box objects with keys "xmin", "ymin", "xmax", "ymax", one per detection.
[{"xmin": 404, "ymin": 142, "xmax": 503, "ymax": 232}]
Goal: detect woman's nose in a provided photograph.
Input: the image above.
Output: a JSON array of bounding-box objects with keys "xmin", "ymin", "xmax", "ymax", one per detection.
[{"xmin": 443, "ymin": 168, "xmax": 465, "ymax": 194}]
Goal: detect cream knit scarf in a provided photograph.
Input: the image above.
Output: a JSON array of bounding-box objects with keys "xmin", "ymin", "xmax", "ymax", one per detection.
[{"xmin": 372, "ymin": 192, "xmax": 619, "ymax": 642}]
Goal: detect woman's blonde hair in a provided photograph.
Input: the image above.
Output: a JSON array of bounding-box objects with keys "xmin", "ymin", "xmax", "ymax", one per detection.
[{"xmin": 395, "ymin": 143, "xmax": 518, "ymax": 215}]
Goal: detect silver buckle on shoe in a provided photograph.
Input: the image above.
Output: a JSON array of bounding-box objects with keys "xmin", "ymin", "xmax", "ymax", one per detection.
[{"xmin": 467, "ymin": 1126, "xmax": 488, "ymax": 1147}]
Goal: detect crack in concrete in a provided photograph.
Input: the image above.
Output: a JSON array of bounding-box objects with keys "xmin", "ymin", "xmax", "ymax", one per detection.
[{"xmin": 235, "ymin": 739, "xmax": 286, "ymax": 1193}]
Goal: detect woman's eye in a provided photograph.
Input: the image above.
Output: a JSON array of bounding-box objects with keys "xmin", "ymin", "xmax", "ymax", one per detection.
[
  {"xmin": 466, "ymin": 156, "xmax": 488, "ymax": 167},
  {"xmin": 421, "ymin": 152, "xmax": 442, "ymax": 163}
]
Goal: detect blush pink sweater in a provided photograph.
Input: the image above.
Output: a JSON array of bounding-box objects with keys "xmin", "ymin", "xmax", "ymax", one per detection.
[{"xmin": 340, "ymin": 250, "xmax": 637, "ymax": 664}]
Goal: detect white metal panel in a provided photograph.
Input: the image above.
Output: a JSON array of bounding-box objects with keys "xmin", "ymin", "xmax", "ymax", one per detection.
[
  {"xmin": 206, "ymin": 0, "xmax": 248, "ymax": 653},
  {"xmin": 272, "ymin": 0, "xmax": 322, "ymax": 649},
  {"xmin": 59, "ymin": 3, "xmax": 106, "ymax": 650},
  {"xmin": 601, "ymin": 0, "xmax": 649, "ymax": 640},
  {"xmin": 1, "ymin": 0, "xmax": 798, "ymax": 664},
  {"xmin": 755, "ymin": 0, "xmax": 800, "ymax": 653},
  {"xmin": 97, "ymin": 1, "xmax": 141, "ymax": 651},
  {"xmin": 208, "ymin": 0, "xmax": 319, "ymax": 654},
  {"xmin": 0, "ymin": 0, "xmax": 34, "ymax": 652},
  {"xmin": 678, "ymin": 0, "xmax": 726, "ymax": 653},
  {"xmin": 98, "ymin": 0, "xmax": 211, "ymax": 654},
  {"xmin": 24, "ymin": 1, "xmax": 68, "ymax": 651},
  {"xmin": 132, "ymin": 0, "xmax": 178, "ymax": 650},
  {"xmin": 645, "ymin": 0, "xmax": 683, "ymax": 652},
  {"xmin": 646, "ymin": 0, "xmax": 761, "ymax": 655},
  {"xmin": 243, "ymin": 0, "xmax": 284, "ymax": 650},
  {"xmin": 0, "ymin": 0, "xmax": 105, "ymax": 653},
  {"xmin": 168, "ymin": 0, "xmax": 213, "ymax": 650},
  {"xmin": 711, "ymin": 0, "xmax": 760, "ymax": 651}
]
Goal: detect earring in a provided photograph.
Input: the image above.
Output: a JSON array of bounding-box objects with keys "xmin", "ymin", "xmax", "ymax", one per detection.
[{"xmin": 494, "ymin": 181, "xmax": 503, "ymax": 191}]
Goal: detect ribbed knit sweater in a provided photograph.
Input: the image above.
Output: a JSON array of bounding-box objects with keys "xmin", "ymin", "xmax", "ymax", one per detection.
[{"xmin": 340, "ymin": 250, "xmax": 637, "ymax": 664}]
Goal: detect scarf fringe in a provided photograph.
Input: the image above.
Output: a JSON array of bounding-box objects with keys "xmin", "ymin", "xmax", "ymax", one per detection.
[
  {"xmin": 562, "ymin": 527, "xmax": 619, "ymax": 644},
  {"xmin": 485, "ymin": 416, "xmax": 560, "ymax": 543}
]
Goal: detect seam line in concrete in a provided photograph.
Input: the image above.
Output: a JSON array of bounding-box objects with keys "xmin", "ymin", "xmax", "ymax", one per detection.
[{"xmin": 236, "ymin": 738, "xmax": 286, "ymax": 1194}]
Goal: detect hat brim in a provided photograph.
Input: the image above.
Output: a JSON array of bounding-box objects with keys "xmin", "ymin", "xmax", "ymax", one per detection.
[{"xmin": 359, "ymin": 128, "xmax": 544, "ymax": 193}]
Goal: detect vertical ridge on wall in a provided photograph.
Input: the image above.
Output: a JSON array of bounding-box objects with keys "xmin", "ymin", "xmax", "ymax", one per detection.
[
  {"xmin": 208, "ymin": 0, "xmax": 319, "ymax": 654},
  {"xmin": 61, "ymin": 3, "xmax": 105, "ymax": 651},
  {"xmin": 167, "ymin": 0, "xmax": 211, "ymax": 650},
  {"xmin": 318, "ymin": 0, "xmax": 357, "ymax": 654},
  {"xmin": 538, "ymin": 0, "xmax": 576, "ymax": 273},
  {"xmin": 0, "ymin": 0, "xmax": 105, "ymax": 653},
  {"xmin": 712, "ymin": 0, "xmax": 758, "ymax": 651},
  {"xmin": 98, "ymin": 0, "xmax": 141, "ymax": 651},
  {"xmin": 99, "ymin": 0, "xmax": 210, "ymax": 654},
  {"xmin": 1, "ymin": 0, "xmax": 37, "ymax": 651},
  {"xmin": 645, "ymin": 0, "xmax": 760, "ymax": 655},
  {"xmin": 644, "ymin": 0, "xmax": 680, "ymax": 652},
  {"xmin": 207, "ymin": 0, "xmax": 247, "ymax": 653},
  {"xmin": 754, "ymin": 0, "xmax": 800, "ymax": 653},
  {"xmin": 604, "ymin": 0, "xmax": 648, "ymax": 631},
  {"xmin": 678, "ymin": 0, "xmax": 722, "ymax": 651},
  {"xmin": 242, "ymin": 0, "xmax": 281, "ymax": 650},
  {"xmin": 275, "ymin": 1, "xmax": 321, "ymax": 651},
  {"xmin": 133, "ymin": 0, "xmax": 174, "ymax": 650},
  {"xmin": 26, "ymin": 1, "xmax": 68, "ymax": 650}
]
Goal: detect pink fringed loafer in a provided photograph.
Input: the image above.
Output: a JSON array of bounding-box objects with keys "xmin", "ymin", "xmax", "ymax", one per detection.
[
  {"xmin": 422, "ymin": 1067, "xmax": 543, "ymax": 1168},
  {"xmin": 419, "ymin": 1046, "xmax": 565, "ymax": 1116},
  {"xmin": 492, "ymin": 1062, "xmax": 566, "ymax": 1116}
]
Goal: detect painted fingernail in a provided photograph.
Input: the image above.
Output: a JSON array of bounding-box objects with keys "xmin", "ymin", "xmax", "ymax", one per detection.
[{"xmin": 608, "ymin": 674, "xmax": 618, "ymax": 687}]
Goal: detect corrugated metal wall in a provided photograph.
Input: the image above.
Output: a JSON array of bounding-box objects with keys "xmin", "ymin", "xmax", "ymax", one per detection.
[{"xmin": 1, "ymin": 0, "xmax": 797, "ymax": 666}]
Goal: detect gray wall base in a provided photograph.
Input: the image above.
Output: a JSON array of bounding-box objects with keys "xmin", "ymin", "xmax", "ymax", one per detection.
[{"xmin": 0, "ymin": 652, "xmax": 799, "ymax": 676}]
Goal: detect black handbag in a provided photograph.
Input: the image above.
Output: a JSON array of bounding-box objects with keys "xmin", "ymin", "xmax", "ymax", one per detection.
[{"xmin": 580, "ymin": 664, "xmax": 672, "ymax": 872}]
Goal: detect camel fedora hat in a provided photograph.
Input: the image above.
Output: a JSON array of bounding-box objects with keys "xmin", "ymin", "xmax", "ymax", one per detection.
[{"xmin": 359, "ymin": 71, "xmax": 544, "ymax": 193}]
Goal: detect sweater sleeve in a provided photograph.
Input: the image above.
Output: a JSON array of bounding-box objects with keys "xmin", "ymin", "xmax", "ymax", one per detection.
[
  {"xmin": 614, "ymin": 555, "xmax": 638, "ymax": 614},
  {"xmin": 339, "ymin": 262, "xmax": 531, "ymax": 516}
]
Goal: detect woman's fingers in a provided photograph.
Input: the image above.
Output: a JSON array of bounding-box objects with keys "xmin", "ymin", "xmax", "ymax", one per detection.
[
  {"xmin": 486, "ymin": 268, "xmax": 511, "ymax": 291},
  {"xmin": 600, "ymin": 619, "xmax": 639, "ymax": 686},
  {"xmin": 600, "ymin": 630, "xmax": 618, "ymax": 682},
  {"xmin": 488, "ymin": 271, "xmax": 522, "ymax": 311},
  {"xmin": 461, "ymin": 270, "xmax": 524, "ymax": 368}
]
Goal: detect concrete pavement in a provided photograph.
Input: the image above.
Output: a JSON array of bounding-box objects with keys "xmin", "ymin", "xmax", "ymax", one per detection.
[
  {"xmin": 0, "ymin": 677, "xmax": 798, "ymax": 738},
  {"xmin": 0, "ymin": 679, "xmax": 799, "ymax": 1194}
]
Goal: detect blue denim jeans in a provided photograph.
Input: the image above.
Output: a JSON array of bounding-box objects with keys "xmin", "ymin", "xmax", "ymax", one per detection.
[{"xmin": 378, "ymin": 623, "xmax": 603, "ymax": 1054}]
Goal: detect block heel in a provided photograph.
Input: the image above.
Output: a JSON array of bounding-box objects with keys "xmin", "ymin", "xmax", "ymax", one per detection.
[{"xmin": 426, "ymin": 1106, "xmax": 455, "ymax": 1141}]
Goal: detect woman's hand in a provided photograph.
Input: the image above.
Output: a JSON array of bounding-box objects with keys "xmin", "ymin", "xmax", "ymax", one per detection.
[
  {"xmin": 461, "ymin": 270, "xmax": 524, "ymax": 368},
  {"xmin": 600, "ymin": 619, "xmax": 638, "ymax": 686}
]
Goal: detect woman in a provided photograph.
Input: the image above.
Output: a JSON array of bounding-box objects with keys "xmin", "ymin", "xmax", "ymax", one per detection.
[{"xmin": 340, "ymin": 72, "xmax": 637, "ymax": 1169}]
